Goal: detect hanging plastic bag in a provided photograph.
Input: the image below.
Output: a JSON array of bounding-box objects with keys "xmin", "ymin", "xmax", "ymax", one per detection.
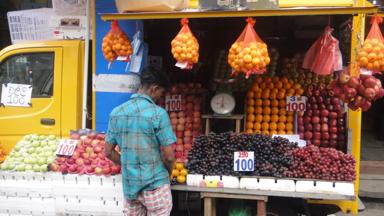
[
  {"xmin": 303, "ymin": 26, "xmax": 342, "ymax": 75},
  {"xmin": 102, "ymin": 20, "xmax": 133, "ymax": 64},
  {"xmin": 358, "ymin": 15, "xmax": 384, "ymax": 73},
  {"xmin": 171, "ymin": 18, "xmax": 199, "ymax": 70},
  {"xmin": 228, "ymin": 17, "xmax": 270, "ymax": 78}
]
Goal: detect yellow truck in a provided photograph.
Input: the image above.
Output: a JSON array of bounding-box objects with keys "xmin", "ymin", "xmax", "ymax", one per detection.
[{"xmin": 0, "ymin": 40, "xmax": 87, "ymax": 153}]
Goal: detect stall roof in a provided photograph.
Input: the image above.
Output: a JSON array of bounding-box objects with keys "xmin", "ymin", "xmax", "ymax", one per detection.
[{"xmin": 101, "ymin": 1, "xmax": 377, "ymax": 21}]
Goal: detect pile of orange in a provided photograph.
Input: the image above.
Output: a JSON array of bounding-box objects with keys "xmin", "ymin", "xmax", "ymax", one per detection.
[
  {"xmin": 358, "ymin": 38, "xmax": 384, "ymax": 72},
  {"xmin": 228, "ymin": 41, "xmax": 270, "ymax": 77},
  {"xmin": 171, "ymin": 32, "xmax": 199, "ymax": 65},
  {"xmin": 171, "ymin": 162, "xmax": 188, "ymax": 184},
  {"xmin": 102, "ymin": 22, "xmax": 133, "ymax": 62},
  {"xmin": 0, "ymin": 144, "xmax": 7, "ymax": 164},
  {"xmin": 245, "ymin": 76, "xmax": 304, "ymax": 135}
]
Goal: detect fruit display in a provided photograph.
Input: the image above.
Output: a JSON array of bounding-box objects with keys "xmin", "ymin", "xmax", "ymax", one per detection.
[
  {"xmin": 0, "ymin": 144, "xmax": 7, "ymax": 164},
  {"xmin": 171, "ymin": 162, "xmax": 188, "ymax": 184},
  {"xmin": 245, "ymin": 76, "xmax": 304, "ymax": 135},
  {"xmin": 50, "ymin": 130, "xmax": 121, "ymax": 176},
  {"xmin": 158, "ymin": 83, "xmax": 204, "ymax": 162},
  {"xmin": 187, "ymin": 132, "xmax": 356, "ymax": 181},
  {"xmin": 357, "ymin": 16, "xmax": 384, "ymax": 72},
  {"xmin": 0, "ymin": 134, "xmax": 58, "ymax": 172},
  {"xmin": 331, "ymin": 72, "xmax": 384, "ymax": 111},
  {"xmin": 288, "ymin": 145, "xmax": 356, "ymax": 181},
  {"xmin": 102, "ymin": 20, "xmax": 133, "ymax": 62},
  {"xmin": 171, "ymin": 18, "xmax": 199, "ymax": 69},
  {"xmin": 228, "ymin": 18, "xmax": 270, "ymax": 78},
  {"xmin": 298, "ymin": 87, "xmax": 347, "ymax": 150},
  {"xmin": 281, "ymin": 54, "xmax": 333, "ymax": 89}
]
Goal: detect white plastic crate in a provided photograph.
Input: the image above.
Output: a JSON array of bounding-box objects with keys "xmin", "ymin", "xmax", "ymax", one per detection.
[{"xmin": 7, "ymin": 8, "xmax": 55, "ymax": 44}]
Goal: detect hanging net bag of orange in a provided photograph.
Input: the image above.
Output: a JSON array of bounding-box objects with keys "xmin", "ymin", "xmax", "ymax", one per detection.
[
  {"xmin": 358, "ymin": 15, "xmax": 384, "ymax": 73},
  {"xmin": 302, "ymin": 26, "xmax": 343, "ymax": 75},
  {"xmin": 171, "ymin": 18, "xmax": 199, "ymax": 70},
  {"xmin": 228, "ymin": 18, "xmax": 270, "ymax": 78},
  {"xmin": 102, "ymin": 20, "xmax": 133, "ymax": 64}
]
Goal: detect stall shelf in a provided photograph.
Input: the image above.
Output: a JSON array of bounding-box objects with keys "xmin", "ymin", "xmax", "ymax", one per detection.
[{"xmin": 96, "ymin": 0, "xmax": 377, "ymax": 214}]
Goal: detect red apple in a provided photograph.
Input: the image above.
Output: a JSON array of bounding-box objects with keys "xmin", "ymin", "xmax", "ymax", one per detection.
[
  {"xmin": 68, "ymin": 164, "xmax": 77, "ymax": 173},
  {"xmin": 94, "ymin": 167, "xmax": 103, "ymax": 175},
  {"xmin": 84, "ymin": 159, "xmax": 91, "ymax": 166},
  {"xmin": 70, "ymin": 133, "xmax": 80, "ymax": 140},
  {"xmin": 102, "ymin": 167, "xmax": 111, "ymax": 175},
  {"xmin": 82, "ymin": 152, "xmax": 90, "ymax": 159},
  {"xmin": 50, "ymin": 163, "xmax": 59, "ymax": 172},
  {"xmin": 111, "ymin": 165, "xmax": 121, "ymax": 175},
  {"xmin": 312, "ymin": 116, "xmax": 320, "ymax": 124},
  {"xmin": 91, "ymin": 140, "xmax": 100, "ymax": 146},
  {"xmin": 330, "ymin": 127, "xmax": 338, "ymax": 134},
  {"xmin": 304, "ymin": 131, "xmax": 313, "ymax": 140},
  {"xmin": 93, "ymin": 146, "xmax": 103, "ymax": 154}
]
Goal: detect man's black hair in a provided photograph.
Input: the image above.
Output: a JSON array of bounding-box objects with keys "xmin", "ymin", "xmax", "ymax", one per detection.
[{"xmin": 140, "ymin": 66, "xmax": 170, "ymax": 89}]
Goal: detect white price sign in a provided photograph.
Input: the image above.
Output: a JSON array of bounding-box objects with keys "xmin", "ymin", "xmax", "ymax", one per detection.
[
  {"xmin": 286, "ymin": 96, "xmax": 306, "ymax": 112},
  {"xmin": 234, "ymin": 151, "xmax": 254, "ymax": 172},
  {"xmin": 56, "ymin": 139, "xmax": 78, "ymax": 156},
  {"xmin": 1, "ymin": 83, "xmax": 32, "ymax": 107},
  {"xmin": 165, "ymin": 95, "xmax": 182, "ymax": 111}
]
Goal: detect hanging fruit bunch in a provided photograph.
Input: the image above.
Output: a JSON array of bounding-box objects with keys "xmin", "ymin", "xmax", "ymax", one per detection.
[
  {"xmin": 102, "ymin": 20, "xmax": 133, "ymax": 63},
  {"xmin": 358, "ymin": 16, "xmax": 384, "ymax": 73},
  {"xmin": 331, "ymin": 70, "xmax": 384, "ymax": 111},
  {"xmin": 228, "ymin": 18, "xmax": 270, "ymax": 78},
  {"xmin": 171, "ymin": 18, "xmax": 199, "ymax": 70}
]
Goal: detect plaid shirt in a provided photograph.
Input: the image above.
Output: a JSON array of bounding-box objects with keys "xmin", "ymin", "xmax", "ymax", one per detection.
[{"xmin": 106, "ymin": 93, "xmax": 176, "ymax": 200}]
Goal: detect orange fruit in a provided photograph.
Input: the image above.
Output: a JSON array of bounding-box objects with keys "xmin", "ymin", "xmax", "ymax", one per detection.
[
  {"xmin": 255, "ymin": 106, "xmax": 263, "ymax": 115},
  {"xmin": 175, "ymin": 163, "xmax": 184, "ymax": 170},
  {"xmin": 284, "ymin": 82, "xmax": 292, "ymax": 90},
  {"xmin": 295, "ymin": 88, "xmax": 304, "ymax": 95},
  {"xmin": 277, "ymin": 91, "xmax": 286, "ymax": 100},
  {"xmin": 270, "ymin": 130, "xmax": 278, "ymax": 135},
  {"xmin": 279, "ymin": 100, "xmax": 286, "ymax": 108},
  {"xmin": 287, "ymin": 115, "xmax": 294, "ymax": 123},
  {"xmin": 255, "ymin": 114, "xmax": 263, "ymax": 122},
  {"xmin": 286, "ymin": 130, "xmax": 294, "ymax": 135},
  {"xmin": 279, "ymin": 115, "xmax": 287, "ymax": 123},
  {"xmin": 271, "ymin": 107, "xmax": 279, "ymax": 115},
  {"xmin": 277, "ymin": 130, "xmax": 286, "ymax": 135},
  {"xmin": 272, "ymin": 77, "xmax": 279, "ymax": 83},
  {"xmin": 286, "ymin": 123, "xmax": 293, "ymax": 131},
  {"xmin": 248, "ymin": 99, "xmax": 255, "ymax": 106},
  {"xmin": 271, "ymin": 115, "xmax": 279, "ymax": 123},
  {"xmin": 275, "ymin": 81, "xmax": 283, "ymax": 89},
  {"xmin": 247, "ymin": 114, "xmax": 255, "ymax": 122},
  {"xmin": 180, "ymin": 168, "xmax": 188, "ymax": 176},
  {"xmin": 247, "ymin": 91, "xmax": 254, "ymax": 98},
  {"xmin": 271, "ymin": 99, "xmax": 279, "ymax": 107},
  {"xmin": 177, "ymin": 175, "xmax": 186, "ymax": 184},
  {"xmin": 262, "ymin": 130, "xmax": 270, "ymax": 136},
  {"xmin": 255, "ymin": 91, "xmax": 262, "ymax": 99},
  {"xmin": 247, "ymin": 106, "xmax": 255, "ymax": 114},
  {"xmin": 268, "ymin": 82, "xmax": 275, "ymax": 89},
  {"xmin": 260, "ymin": 82, "xmax": 267, "ymax": 89},
  {"xmin": 286, "ymin": 89, "xmax": 295, "ymax": 96},
  {"xmin": 265, "ymin": 77, "xmax": 272, "ymax": 83},
  {"xmin": 263, "ymin": 115, "xmax": 271, "ymax": 123},
  {"xmin": 254, "ymin": 130, "xmax": 261, "ymax": 134},
  {"xmin": 263, "ymin": 99, "xmax": 271, "ymax": 107},
  {"xmin": 253, "ymin": 122, "xmax": 261, "ymax": 131},
  {"xmin": 261, "ymin": 122, "xmax": 269, "ymax": 130},
  {"xmin": 261, "ymin": 90, "xmax": 270, "ymax": 99},
  {"xmin": 246, "ymin": 129, "xmax": 253, "ymax": 134},
  {"xmin": 172, "ymin": 169, "xmax": 180, "ymax": 177},
  {"xmin": 359, "ymin": 57, "xmax": 369, "ymax": 66},
  {"xmin": 279, "ymin": 108, "xmax": 287, "ymax": 116},
  {"xmin": 277, "ymin": 122, "xmax": 286, "ymax": 130},
  {"xmin": 269, "ymin": 122, "xmax": 277, "ymax": 131},
  {"xmin": 255, "ymin": 99, "xmax": 263, "ymax": 106},
  {"xmin": 256, "ymin": 76, "xmax": 263, "ymax": 84},
  {"xmin": 269, "ymin": 92, "xmax": 277, "ymax": 100},
  {"xmin": 246, "ymin": 122, "xmax": 254, "ymax": 129},
  {"xmin": 281, "ymin": 77, "xmax": 289, "ymax": 84},
  {"xmin": 263, "ymin": 107, "xmax": 271, "ymax": 115}
]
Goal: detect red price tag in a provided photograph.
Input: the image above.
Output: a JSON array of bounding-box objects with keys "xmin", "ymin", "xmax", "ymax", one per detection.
[
  {"xmin": 286, "ymin": 96, "xmax": 306, "ymax": 112},
  {"xmin": 165, "ymin": 95, "xmax": 182, "ymax": 111},
  {"xmin": 56, "ymin": 139, "xmax": 78, "ymax": 156}
]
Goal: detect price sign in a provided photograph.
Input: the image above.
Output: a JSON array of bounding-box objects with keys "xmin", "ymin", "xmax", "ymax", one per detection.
[
  {"xmin": 56, "ymin": 139, "xmax": 78, "ymax": 156},
  {"xmin": 165, "ymin": 95, "xmax": 182, "ymax": 111},
  {"xmin": 286, "ymin": 96, "xmax": 306, "ymax": 112},
  {"xmin": 234, "ymin": 151, "xmax": 254, "ymax": 172},
  {"xmin": 1, "ymin": 83, "xmax": 32, "ymax": 107}
]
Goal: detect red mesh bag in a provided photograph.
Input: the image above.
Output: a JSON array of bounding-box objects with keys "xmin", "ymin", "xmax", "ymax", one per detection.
[
  {"xmin": 101, "ymin": 20, "xmax": 133, "ymax": 63},
  {"xmin": 228, "ymin": 18, "xmax": 270, "ymax": 78},
  {"xmin": 171, "ymin": 18, "xmax": 199, "ymax": 70},
  {"xmin": 357, "ymin": 15, "xmax": 384, "ymax": 73},
  {"xmin": 303, "ymin": 26, "xmax": 342, "ymax": 75}
]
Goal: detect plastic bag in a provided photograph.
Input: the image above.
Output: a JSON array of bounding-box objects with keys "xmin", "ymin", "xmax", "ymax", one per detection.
[
  {"xmin": 171, "ymin": 18, "xmax": 199, "ymax": 70},
  {"xmin": 358, "ymin": 15, "xmax": 384, "ymax": 73},
  {"xmin": 101, "ymin": 20, "xmax": 133, "ymax": 63},
  {"xmin": 303, "ymin": 26, "xmax": 342, "ymax": 75},
  {"xmin": 228, "ymin": 18, "xmax": 270, "ymax": 78}
]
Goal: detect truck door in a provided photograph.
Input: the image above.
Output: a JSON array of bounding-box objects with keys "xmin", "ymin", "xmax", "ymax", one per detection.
[{"xmin": 0, "ymin": 48, "xmax": 62, "ymax": 153}]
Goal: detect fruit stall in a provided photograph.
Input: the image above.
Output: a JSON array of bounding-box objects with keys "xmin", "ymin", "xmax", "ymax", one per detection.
[{"xmin": 0, "ymin": 0, "xmax": 383, "ymax": 215}]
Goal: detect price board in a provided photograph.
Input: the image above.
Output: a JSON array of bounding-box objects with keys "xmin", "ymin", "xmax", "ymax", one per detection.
[
  {"xmin": 165, "ymin": 95, "xmax": 182, "ymax": 111},
  {"xmin": 286, "ymin": 96, "xmax": 306, "ymax": 112},
  {"xmin": 234, "ymin": 151, "xmax": 254, "ymax": 172},
  {"xmin": 56, "ymin": 139, "xmax": 78, "ymax": 156},
  {"xmin": 1, "ymin": 83, "xmax": 32, "ymax": 107}
]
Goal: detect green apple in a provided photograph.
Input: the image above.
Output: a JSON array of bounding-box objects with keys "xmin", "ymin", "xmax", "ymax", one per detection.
[
  {"xmin": 43, "ymin": 151, "xmax": 52, "ymax": 157},
  {"xmin": 32, "ymin": 165, "xmax": 40, "ymax": 172},
  {"xmin": 24, "ymin": 135, "xmax": 31, "ymax": 141},
  {"xmin": 38, "ymin": 135, "xmax": 46, "ymax": 140},
  {"xmin": 23, "ymin": 158, "xmax": 31, "ymax": 164},
  {"xmin": 38, "ymin": 158, "xmax": 46, "ymax": 165},
  {"xmin": 14, "ymin": 145, "xmax": 21, "ymax": 151},
  {"xmin": 25, "ymin": 164, "xmax": 33, "ymax": 171},
  {"xmin": 48, "ymin": 140, "xmax": 57, "ymax": 146},
  {"xmin": 0, "ymin": 163, "xmax": 6, "ymax": 170},
  {"xmin": 6, "ymin": 157, "xmax": 15, "ymax": 163},
  {"xmin": 29, "ymin": 157, "xmax": 37, "ymax": 164},
  {"xmin": 46, "ymin": 157, "xmax": 55, "ymax": 164},
  {"xmin": 27, "ymin": 148, "xmax": 35, "ymax": 154},
  {"xmin": 16, "ymin": 164, "xmax": 25, "ymax": 172},
  {"xmin": 39, "ymin": 165, "xmax": 48, "ymax": 172},
  {"xmin": 6, "ymin": 163, "xmax": 15, "ymax": 170},
  {"xmin": 32, "ymin": 141, "xmax": 40, "ymax": 148},
  {"xmin": 40, "ymin": 140, "xmax": 48, "ymax": 146},
  {"xmin": 14, "ymin": 152, "xmax": 21, "ymax": 158},
  {"xmin": 48, "ymin": 135, "xmax": 56, "ymax": 140}
]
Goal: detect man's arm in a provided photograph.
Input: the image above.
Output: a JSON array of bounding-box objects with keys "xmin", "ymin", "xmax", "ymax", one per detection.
[
  {"xmin": 104, "ymin": 143, "xmax": 121, "ymax": 165},
  {"xmin": 162, "ymin": 145, "xmax": 175, "ymax": 175}
]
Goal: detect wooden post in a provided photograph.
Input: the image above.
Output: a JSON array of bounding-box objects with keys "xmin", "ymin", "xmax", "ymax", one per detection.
[
  {"xmin": 205, "ymin": 118, "xmax": 210, "ymax": 135},
  {"xmin": 257, "ymin": 200, "xmax": 266, "ymax": 216},
  {"xmin": 235, "ymin": 119, "xmax": 241, "ymax": 133},
  {"xmin": 204, "ymin": 197, "xmax": 213, "ymax": 216}
]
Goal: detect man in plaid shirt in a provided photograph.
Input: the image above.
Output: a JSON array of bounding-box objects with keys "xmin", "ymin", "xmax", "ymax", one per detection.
[{"xmin": 105, "ymin": 67, "xmax": 176, "ymax": 216}]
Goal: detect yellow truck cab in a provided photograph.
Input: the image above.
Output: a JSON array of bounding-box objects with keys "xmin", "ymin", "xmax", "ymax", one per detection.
[{"xmin": 0, "ymin": 40, "xmax": 86, "ymax": 153}]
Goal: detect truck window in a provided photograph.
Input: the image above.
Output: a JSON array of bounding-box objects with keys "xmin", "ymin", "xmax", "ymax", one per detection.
[{"xmin": 0, "ymin": 52, "xmax": 54, "ymax": 97}]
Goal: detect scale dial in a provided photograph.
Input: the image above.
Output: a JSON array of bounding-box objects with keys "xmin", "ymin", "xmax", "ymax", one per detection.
[{"xmin": 210, "ymin": 93, "xmax": 236, "ymax": 115}]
